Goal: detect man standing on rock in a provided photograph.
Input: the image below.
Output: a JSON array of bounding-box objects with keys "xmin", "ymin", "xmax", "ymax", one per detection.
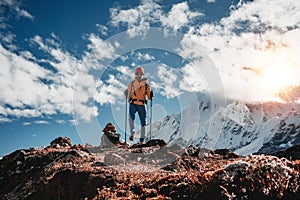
[{"xmin": 124, "ymin": 66, "xmax": 153, "ymax": 143}]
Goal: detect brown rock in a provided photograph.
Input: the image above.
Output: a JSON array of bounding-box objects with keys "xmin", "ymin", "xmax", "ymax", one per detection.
[
  {"xmin": 50, "ymin": 137, "xmax": 72, "ymax": 148},
  {"xmin": 104, "ymin": 153, "xmax": 126, "ymax": 165}
]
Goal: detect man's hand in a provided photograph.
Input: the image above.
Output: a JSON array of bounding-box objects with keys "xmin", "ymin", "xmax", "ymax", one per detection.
[{"xmin": 150, "ymin": 91, "xmax": 154, "ymax": 100}]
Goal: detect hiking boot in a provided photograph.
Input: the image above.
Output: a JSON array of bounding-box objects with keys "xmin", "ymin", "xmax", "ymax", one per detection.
[
  {"xmin": 139, "ymin": 138, "xmax": 144, "ymax": 143},
  {"xmin": 129, "ymin": 135, "xmax": 134, "ymax": 141},
  {"xmin": 144, "ymin": 137, "xmax": 150, "ymax": 142}
]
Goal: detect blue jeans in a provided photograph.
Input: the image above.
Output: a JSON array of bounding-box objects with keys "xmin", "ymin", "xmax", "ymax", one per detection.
[
  {"xmin": 129, "ymin": 103, "xmax": 146, "ymax": 127},
  {"xmin": 129, "ymin": 103, "xmax": 146, "ymax": 141}
]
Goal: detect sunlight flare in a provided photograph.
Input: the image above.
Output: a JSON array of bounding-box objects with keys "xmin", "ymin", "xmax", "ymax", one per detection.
[{"xmin": 257, "ymin": 47, "xmax": 298, "ymax": 95}]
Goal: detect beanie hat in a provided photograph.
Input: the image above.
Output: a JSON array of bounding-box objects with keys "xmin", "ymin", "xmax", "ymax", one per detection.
[{"xmin": 135, "ymin": 66, "xmax": 144, "ymax": 75}]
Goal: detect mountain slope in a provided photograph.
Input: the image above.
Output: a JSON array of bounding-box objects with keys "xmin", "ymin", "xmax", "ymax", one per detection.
[{"xmin": 148, "ymin": 97, "xmax": 300, "ymax": 155}]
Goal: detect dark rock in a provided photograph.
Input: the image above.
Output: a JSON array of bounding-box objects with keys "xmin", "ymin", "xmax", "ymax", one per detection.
[
  {"xmin": 159, "ymin": 184, "xmax": 172, "ymax": 195},
  {"xmin": 213, "ymin": 149, "xmax": 240, "ymax": 158},
  {"xmin": 91, "ymin": 162, "xmax": 105, "ymax": 167},
  {"xmin": 146, "ymin": 139, "xmax": 167, "ymax": 148},
  {"xmin": 170, "ymin": 182, "xmax": 190, "ymax": 199},
  {"xmin": 142, "ymin": 188, "xmax": 158, "ymax": 198},
  {"xmin": 130, "ymin": 139, "xmax": 167, "ymax": 149},
  {"xmin": 213, "ymin": 149, "xmax": 230, "ymax": 156},
  {"xmin": 183, "ymin": 146, "xmax": 200, "ymax": 157},
  {"xmin": 227, "ymin": 152, "xmax": 240, "ymax": 158},
  {"xmin": 105, "ymin": 177, "xmax": 116, "ymax": 187},
  {"xmin": 50, "ymin": 137, "xmax": 72, "ymax": 148},
  {"xmin": 272, "ymin": 144, "xmax": 300, "ymax": 160},
  {"xmin": 131, "ymin": 185, "xmax": 144, "ymax": 195},
  {"xmin": 34, "ymin": 169, "xmax": 106, "ymax": 200}
]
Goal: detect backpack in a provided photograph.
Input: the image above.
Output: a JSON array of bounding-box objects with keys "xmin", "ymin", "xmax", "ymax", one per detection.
[{"xmin": 129, "ymin": 79, "xmax": 149, "ymax": 104}]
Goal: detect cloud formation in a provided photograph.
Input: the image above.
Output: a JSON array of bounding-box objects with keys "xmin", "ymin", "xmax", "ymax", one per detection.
[
  {"xmin": 110, "ymin": 0, "xmax": 203, "ymax": 36},
  {"xmin": 0, "ymin": 0, "xmax": 34, "ymax": 28},
  {"xmin": 160, "ymin": 2, "xmax": 203, "ymax": 32},
  {"xmin": 1, "ymin": 0, "xmax": 300, "ymax": 125},
  {"xmin": 0, "ymin": 29, "xmax": 120, "ymax": 123},
  {"xmin": 110, "ymin": 0, "xmax": 162, "ymax": 37},
  {"xmin": 179, "ymin": 0, "xmax": 300, "ymax": 102}
]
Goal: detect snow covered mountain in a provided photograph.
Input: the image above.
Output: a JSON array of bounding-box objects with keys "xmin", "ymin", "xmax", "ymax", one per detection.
[{"xmin": 146, "ymin": 95, "xmax": 300, "ymax": 155}]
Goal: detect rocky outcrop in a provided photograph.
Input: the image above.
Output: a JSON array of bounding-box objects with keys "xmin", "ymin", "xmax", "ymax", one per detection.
[
  {"xmin": 272, "ymin": 144, "xmax": 300, "ymax": 160},
  {"xmin": 0, "ymin": 138, "xmax": 299, "ymax": 200},
  {"xmin": 50, "ymin": 137, "xmax": 72, "ymax": 148},
  {"xmin": 130, "ymin": 139, "xmax": 167, "ymax": 149}
]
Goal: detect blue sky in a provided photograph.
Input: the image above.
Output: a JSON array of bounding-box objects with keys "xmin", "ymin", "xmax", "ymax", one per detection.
[{"xmin": 1, "ymin": 0, "xmax": 300, "ymax": 157}]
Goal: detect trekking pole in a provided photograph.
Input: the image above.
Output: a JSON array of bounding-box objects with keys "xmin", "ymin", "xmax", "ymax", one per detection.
[
  {"xmin": 125, "ymin": 96, "xmax": 128, "ymax": 143},
  {"xmin": 149, "ymin": 97, "xmax": 153, "ymax": 140}
]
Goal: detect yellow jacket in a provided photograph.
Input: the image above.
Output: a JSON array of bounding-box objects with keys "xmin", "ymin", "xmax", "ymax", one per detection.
[{"xmin": 127, "ymin": 78, "xmax": 151, "ymax": 105}]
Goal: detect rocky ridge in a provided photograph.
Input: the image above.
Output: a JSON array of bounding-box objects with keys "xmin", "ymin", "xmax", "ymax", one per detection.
[{"xmin": 0, "ymin": 137, "xmax": 299, "ymax": 199}]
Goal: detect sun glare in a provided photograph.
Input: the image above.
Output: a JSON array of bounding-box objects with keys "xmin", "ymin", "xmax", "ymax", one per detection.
[
  {"xmin": 261, "ymin": 65, "xmax": 292, "ymax": 91},
  {"xmin": 259, "ymin": 48, "xmax": 297, "ymax": 94}
]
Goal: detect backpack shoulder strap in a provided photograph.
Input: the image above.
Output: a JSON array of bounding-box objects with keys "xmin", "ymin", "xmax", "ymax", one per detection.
[
  {"xmin": 129, "ymin": 80, "xmax": 135, "ymax": 97},
  {"xmin": 144, "ymin": 81, "xmax": 148, "ymax": 96}
]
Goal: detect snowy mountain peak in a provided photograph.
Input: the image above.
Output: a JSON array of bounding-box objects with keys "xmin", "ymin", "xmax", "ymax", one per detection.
[{"xmin": 149, "ymin": 94, "xmax": 300, "ymax": 155}]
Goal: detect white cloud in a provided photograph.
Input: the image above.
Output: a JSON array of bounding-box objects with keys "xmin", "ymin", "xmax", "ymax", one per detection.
[
  {"xmin": 82, "ymin": 34, "xmax": 118, "ymax": 70},
  {"xmin": 0, "ymin": 116, "xmax": 12, "ymax": 123},
  {"xmin": 120, "ymin": 55, "xmax": 128, "ymax": 62},
  {"xmin": 69, "ymin": 119, "xmax": 78, "ymax": 126},
  {"xmin": 34, "ymin": 120, "xmax": 50, "ymax": 125},
  {"xmin": 15, "ymin": 6, "xmax": 34, "ymax": 20},
  {"xmin": 161, "ymin": 2, "xmax": 203, "ymax": 32},
  {"xmin": 0, "ymin": 0, "xmax": 34, "ymax": 29},
  {"xmin": 1, "ymin": 32, "xmax": 16, "ymax": 44},
  {"xmin": 30, "ymin": 34, "xmax": 114, "ymax": 121},
  {"xmin": 1, "ymin": 107, "xmax": 42, "ymax": 118},
  {"xmin": 0, "ymin": 44, "xmax": 51, "ymax": 108},
  {"xmin": 116, "ymin": 66, "xmax": 134, "ymax": 79},
  {"xmin": 72, "ymin": 103, "xmax": 98, "ymax": 121},
  {"xmin": 20, "ymin": 50, "xmax": 36, "ymax": 61},
  {"xmin": 179, "ymin": 62, "xmax": 208, "ymax": 93},
  {"xmin": 55, "ymin": 119, "xmax": 66, "ymax": 124},
  {"xmin": 179, "ymin": 0, "xmax": 300, "ymax": 102},
  {"xmin": 153, "ymin": 65, "xmax": 182, "ymax": 98},
  {"xmin": 136, "ymin": 52, "xmax": 155, "ymax": 61},
  {"xmin": 110, "ymin": 1, "xmax": 203, "ymax": 36},
  {"xmin": 110, "ymin": 0, "xmax": 162, "ymax": 37},
  {"xmin": 157, "ymin": 65, "xmax": 177, "ymax": 85},
  {"xmin": 0, "ymin": 31, "xmax": 119, "ymax": 122},
  {"xmin": 31, "ymin": 35, "xmax": 83, "ymax": 83},
  {"xmin": 2, "ymin": 0, "xmax": 299, "ymax": 124},
  {"xmin": 96, "ymin": 24, "xmax": 108, "ymax": 35},
  {"xmin": 23, "ymin": 122, "xmax": 31, "ymax": 126},
  {"xmin": 225, "ymin": 0, "xmax": 300, "ymax": 33},
  {"xmin": 85, "ymin": 34, "xmax": 117, "ymax": 61},
  {"xmin": 207, "ymin": 0, "xmax": 216, "ymax": 3},
  {"xmin": 94, "ymin": 75, "xmax": 127, "ymax": 105},
  {"xmin": 0, "ymin": 2, "xmax": 122, "ymax": 123}
]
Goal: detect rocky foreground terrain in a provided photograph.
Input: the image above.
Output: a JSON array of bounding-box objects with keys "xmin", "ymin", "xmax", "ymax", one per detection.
[{"xmin": 0, "ymin": 137, "xmax": 299, "ymax": 200}]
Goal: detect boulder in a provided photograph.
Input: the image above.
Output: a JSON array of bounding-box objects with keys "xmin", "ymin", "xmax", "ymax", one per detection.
[
  {"xmin": 104, "ymin": 153, "xmax": 126, "ymax": 165},
  {"xmin": 100, "ymin": 123, "xmax": 122, "ymax": 148},
  {"xmin": 50, "ymin": 137, "xmax": 72, "ymax": 148}
]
